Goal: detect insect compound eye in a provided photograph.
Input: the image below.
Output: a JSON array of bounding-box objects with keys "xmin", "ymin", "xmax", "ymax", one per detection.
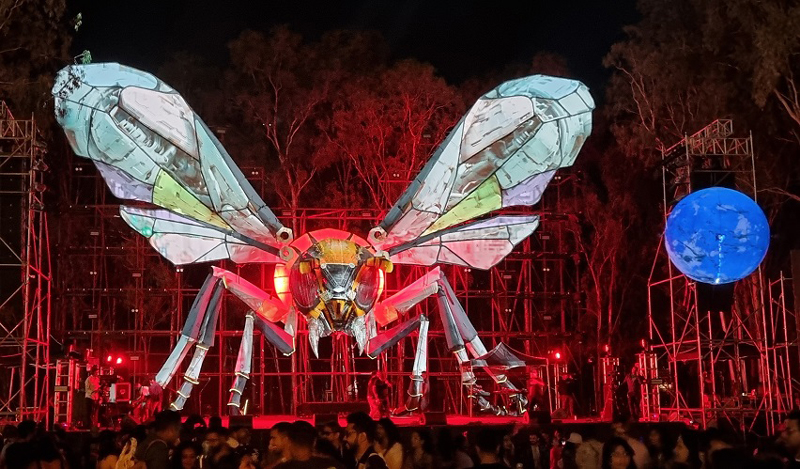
[
  {"xmin": 354, "ymin": 265, "xmax": 381, "ymax": 309},
  {"xmin": 289, "ymin": 262, "xmax": 319, "ymax": 310}
]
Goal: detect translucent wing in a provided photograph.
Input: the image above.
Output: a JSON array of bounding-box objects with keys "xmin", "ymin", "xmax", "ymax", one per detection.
[
  {"xmin": 389, "ymin": 215, "xmax": 539, "ymax": 269},
  {"xmin": 369, "ymin": 75, "xmax": 593, "ymax": 269},
  {"xmin": 52, "ymin": 63, "xmax": 288, "ymax": 264},
  {"xmin": 120, "ymin": 206, "xmax": 281, "ymax": 265}
]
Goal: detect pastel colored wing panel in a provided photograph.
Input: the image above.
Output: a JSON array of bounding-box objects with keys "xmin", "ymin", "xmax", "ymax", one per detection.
[
  {"xmin": 370, "ymin": 75, "xmax": 593, "ymax": 267},
  {"xmin": 52, "ymin": 63, "xmax": 286, "ymax": 262},
  {"xmin": 120, "ymin": 206, "xmax": 281, "ymax": 265},
  {"xmin": 389, "ymin": 215, "xmax": 539, "ymax": 270}
]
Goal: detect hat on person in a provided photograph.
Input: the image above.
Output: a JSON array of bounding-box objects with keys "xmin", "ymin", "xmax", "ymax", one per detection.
[{"xmin": 567, "ymin": 433, "xmax": 583, "ymax": 445}]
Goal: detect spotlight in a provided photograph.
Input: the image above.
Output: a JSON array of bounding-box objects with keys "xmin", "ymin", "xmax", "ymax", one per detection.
[
  {"xmin": 554, "ymin": 351, "xmax": 562, "ymax": 360},
  {"xmin": 116, "ymin": 357, "xmax": 123, "ymax": 365},
  {"xmin": 106, "ymin": 355, "xmax": 113, "ymax": 363}
]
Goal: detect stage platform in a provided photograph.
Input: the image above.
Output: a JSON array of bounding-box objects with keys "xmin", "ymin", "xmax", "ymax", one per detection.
[{"xmin": 218, "ymin": 414, "xmax": 537, "ymax": 429}]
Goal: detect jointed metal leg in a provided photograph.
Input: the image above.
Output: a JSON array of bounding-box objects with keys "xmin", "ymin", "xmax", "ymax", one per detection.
[
  {"xmin": 171, "ymin": 279, "xmax": 224, "ymax": 411},
  {"xmin": 155, "ymin": 274, "xmax": 221, "ymax": 388},
  {"xmin": 363, "ymin": 314, "xmax": 429, "ymax": 415},
  {"xmin": 402, "ymin": 316, "xmax": 429, "ymax": 414},
  {"xmin": 438, "ymin": 275, "xmax": 528, "ymax": 415},
  {"xmin": 154, "ymin": 267, "xmax": 297, "ymax": 413},
  {"xmin": 228, "ymin": 313, "xmax": 254, "ymax": 415}
]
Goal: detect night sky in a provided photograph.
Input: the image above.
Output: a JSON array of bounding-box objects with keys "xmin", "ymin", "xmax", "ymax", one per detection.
[{"xmin": 68, "ymin": 0, "xmax": 639, "ymax": 92}]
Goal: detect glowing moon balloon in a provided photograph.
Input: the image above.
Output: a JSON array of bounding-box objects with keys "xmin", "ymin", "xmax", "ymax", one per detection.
[{"xmin": 665, "ymin": 187, "xmax": 769, "ymax": 284}]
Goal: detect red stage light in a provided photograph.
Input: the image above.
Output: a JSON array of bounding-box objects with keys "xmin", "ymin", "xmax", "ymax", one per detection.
[
  {"xmin": 107, "ymin": 355, "xmax": 112, "ymax": 362},
  {"xmin": 116, "ymin": 357, "xmax": 123, "ymax": 365},
  {"xmin": 273, "ymin": 264, "xmax": 292, "ymax": 307},
  {"xmin": 554, "ymin": 352, "xmax": 562, "ymax": 360},
  {"xmin": 377, "ymin": 268, "xmax": 385, "ymax": 299},
  {"xmin": 603, "ymin": 344, "xmax": 610, "ymax": 353}
]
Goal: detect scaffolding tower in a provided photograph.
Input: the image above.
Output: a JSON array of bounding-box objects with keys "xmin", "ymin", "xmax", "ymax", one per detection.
[
  {"xmin": 646, "ymin": 119, "xmax": 788, "ymax": 435},
  {"xmin": 55, "ymin": 150, "xmax": 583, "ymax": 420},
  {"xmin": 0, "ymin": 102, "xmax": 51, "ymax": 424}
]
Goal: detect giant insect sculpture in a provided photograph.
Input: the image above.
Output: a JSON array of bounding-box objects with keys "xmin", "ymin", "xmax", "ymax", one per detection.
[{"xmin": 53, "ymin": 63, "xmax": 593, "ymax": 415}]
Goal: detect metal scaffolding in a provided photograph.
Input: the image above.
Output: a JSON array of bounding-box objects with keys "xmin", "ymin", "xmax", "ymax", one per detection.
[
  {"xmin": 0, "ymin": 102, "xmax": 51, "ymax": 424},
  {"xmin": 646, "ymin": 119, "xmax": 791, "ymax": 435},
  {"xmin": 53, "ymin": 149, "xmax": 583, "ymax": 422}
]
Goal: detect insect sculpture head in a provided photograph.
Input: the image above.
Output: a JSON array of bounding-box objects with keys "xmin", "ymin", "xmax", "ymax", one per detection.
[{"xmin": 279, "ymin": 229, "xmax": 392, "ymax": 334}]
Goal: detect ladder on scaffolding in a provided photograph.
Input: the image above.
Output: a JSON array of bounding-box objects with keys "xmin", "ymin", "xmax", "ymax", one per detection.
[{"xmin": 53, "ymin": 359, "xmax": 77, "ymax": 427}]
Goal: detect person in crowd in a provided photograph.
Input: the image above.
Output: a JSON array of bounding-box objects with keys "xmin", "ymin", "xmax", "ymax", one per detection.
[
  {"xmin": 778, "ymin": 412, "xmax": 800, "ymax": 468},
  {"xmin": 403, "ymin": 430, "xmax": 434, "ymax": 469},
  {"xmin": 669, "ymin": 430, "xmax": 702, "ymax": 469},
  {"xmin": 519, "ymin": 431, "xmax": 545, "ymax": 469},
  {"xmin": 453, "ymin": 433, "xmax": 474, "ymax": 469},
  {"xmin": 133, "ymin": 410, "xmax": 182, "ymax": 469},
  {"xmin": 561, "ymin": 433, "xmax": 582, "ymax": 469},
  {"xmin": 601, "ymin": 437, "xmax": 636, "ymax": 469},
  {"xmin": 230, "ymin": 425, "xmax": 257, "ymax": 462},
  {"xmin": 318, "ymin": 421, "xmax": 348, "ymax": 465},
  {"xmin": 183, "ymin": 415, "xmax": 207, "ymax": 436},
  {"xmin": 435, "ymin": 428, "xmax": 472, "ymax": 469},
  {"xmin": 499, "ymin": 433, "xmax": 516, "ymax": 468},
  {"xmin": 227, "ymin": 425, "xmax": 242, "ymax": 450},
  {"xmin": 202, "ymin": 427, "xmax": 238, "ymax": 469},
  {"xmin": 576, "ymin": 426, "xmax": 603, "ymax": 469},
  {"xmin": 266, "ymin": 422, "xmax": 294, "ymax": 469},
  {"xmin": 549, "ymin": 431, "xmax": 562, "ymax": 469},
  {"xmin": 707, "ymin": 447, "xmax": 755, "ymax": 469},
  {"xmin": 0, "ymin": 420, "xmax": 36, "ymax": 468},
  {"xmin": 646, "ymin": 427, "xmax": 673, "ymax": 468},
  {"xmin": 472, "ymin": 429, "xmax": 504, "ymax": 469},
  {"xmin": 171, "ymin": 441, "xmax": 201, "ymax": 469},
  {"xmin": 344, "ymin": 412, "xmax": 385, "ymax": 469},
  {"xmin": 13, "ymin": 436, "xmax": 67, "ymax": 469},
  {"xmin": 274, "ymin": 421, "xmax": 346, "ymax": 469},
  {"xmin": 209, "ymin": 416, "xmax": 223, "ymax": 431},
  {"xmin": 610, "ymin": 419, "xmax": 649, "ymax": 469},
  {"xmin": 96, "ymin": 429, "xmax": 120, "ymax": 469},
  {"xmin": 375, "ymin": 418, "xmax": 403, "ymax": 469}
]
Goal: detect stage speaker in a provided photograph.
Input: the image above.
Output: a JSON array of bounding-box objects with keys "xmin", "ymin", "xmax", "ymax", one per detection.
[
  {"xmin": 422, "ymin": 412, "xmax": 447, "ymax": 426},
  {"xmin": 314, "ymin": 413, "xmax": 339, "ymax": 427},
  {"xmin": 529, "ymin": 410, "xmax": 551, "ymax": 425},
  {"xmin": 109, "ymin": 382, "xmax": 131, "ymax": 403},
  {"xmin": 229, "ymin": 415, "xmax": 253, "ymax": 429}
]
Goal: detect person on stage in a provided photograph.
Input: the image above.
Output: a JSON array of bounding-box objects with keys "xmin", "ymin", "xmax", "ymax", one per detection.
[
  {"xmin": 367, "ymin": 372, "xmax": 391, "ymax": 420},
  {"xmin": 557, "ymin": 373, "xmax": 575, "ymax": 418},
  {"xmin": 625, "ymin": 365, "xmax": 643, "ymax": 421},
  {"xmin": 85, "ymin": 366, "xmax": 100, "ymax": 429}
]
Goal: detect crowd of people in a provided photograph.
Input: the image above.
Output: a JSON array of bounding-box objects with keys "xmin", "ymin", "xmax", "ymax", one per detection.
[{"xmin": 4, "ymin": 411, "xmax": 800, "ymax": 469}]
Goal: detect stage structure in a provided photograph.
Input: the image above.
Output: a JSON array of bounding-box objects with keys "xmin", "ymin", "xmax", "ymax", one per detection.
[
  {"xmin": 51, "ymin": 63, "xmax": 593, "ymax": 419},
  {"xmin": 646, "ymin": 119, "xmax": 795, "ymax": 435},
  {"xmin": 0, "ymin": 102, "xmax": 51, "ymax": 424}
]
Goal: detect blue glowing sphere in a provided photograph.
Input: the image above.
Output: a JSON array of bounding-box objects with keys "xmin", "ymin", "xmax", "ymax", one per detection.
[{"xmin": 665, "ymin": 188, "xmax": 769, "ymax": 284}]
